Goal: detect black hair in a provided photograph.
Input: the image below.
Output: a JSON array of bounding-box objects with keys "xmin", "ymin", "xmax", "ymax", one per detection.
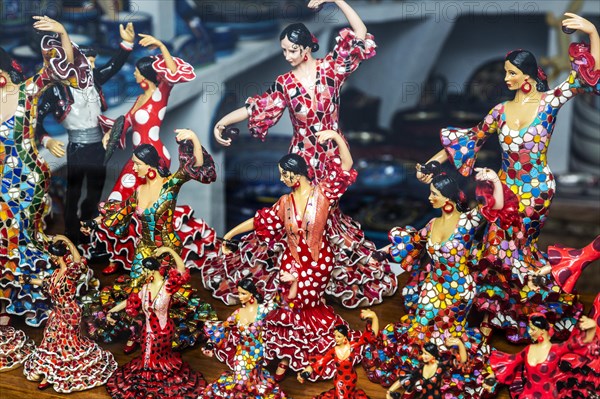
[
  {"xmin": 333, "ymin": 324, "xmax": 349, "ymax": 338},
  {"xmin": 505, "ymin": 50, "xmax": 549, "ymax": 92},
  {"xmin": 278, "ymin": 153, "xmax": 309, "ymax": 178},
  {"xmin": 79, "ymin": 46, "xmax": 98, "ymax": 58},
  {"xmin": 136, "ymin": 56, "xmax": 159, "ymax": 85},
  {"xmin": 133, "ymin": 144, "xmax": 170, "ymax": 177},
  {"xmin": 237, "ymin": 278, "xmax": 264, "ymax": 304},
  {"xmin": 48, "ymin": 241, "xmax": 68, "ymax": 257},
  {"xmin": 423, "ymin": 342, "xmax": 441, "ymax": 359},
  {"xmin": 279, "ymin": 23, "xmax": 319, "ymax": 52},
  {"xmin": 529, "ymin": 314, "xmax": 551, "ymax": 331},
  {"xmin": 0, "ymin": 47, "xmax": 25, "ymax": 84},
  {"xmin": 142, "ymin": 257, "xmax": 161, "ymax": 271},
  {"xmin": 422, "ymin": 161, "xmax": 468, "ymax": 212}
]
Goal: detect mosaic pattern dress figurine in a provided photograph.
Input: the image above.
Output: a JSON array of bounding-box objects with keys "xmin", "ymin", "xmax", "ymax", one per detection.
[
  {"xmin": 211, "ymin": 0, "xmax": 394, "ymax": 308},
  {"xmin": 82, "ymin": 130, "xmax": 217, "ymax": 351},
  {"xmin": 203, "ymin": 131, "xmax": 388, "ymax": 380},
  {"xmin": 201, "ymin": 274, "xmax": 296, "ymax": 399},
  {"xmin": 105, "ymin": 247, "xmax": 206, "ymax": 399},
  {"xmin": 297, "ymin": 310, "xmax": 379, "ymax": 399},
  {"xmin": 22, "ymin": 236, "xmax": 117, "ymax": 392},
  {"xmin": 485, "ymin": 312, "xmax": 597, "ymax": 398},
  {"xmin": 0, "ymin": 326, "xmax": 35, "ymax": 372},
  {"xmin": 420, "ymin": 13, "xmax": 599, "ymax": 343},
  {"xmin": 363, "ymin": 164, "xmax": 511, "ymax": 397},
  {"xmin": 0, "ymin": 16, "xmax": 92, "ymax": 326},
  {"xmin": 88, "ymin": 33, "xmax": 215, "ymax": 276}
]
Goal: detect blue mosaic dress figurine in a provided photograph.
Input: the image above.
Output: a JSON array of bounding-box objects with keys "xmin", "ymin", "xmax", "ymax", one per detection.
[
  {"xmin": 420, "ymin": 13, "xmax": 599, "ymax": 343},
  {"xmin": 1, "ymin": 16, "xmax": 92, "ymax": 326}
]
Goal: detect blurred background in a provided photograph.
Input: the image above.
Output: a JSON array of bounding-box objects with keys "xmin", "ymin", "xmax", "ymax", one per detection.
[{"xmin": 2, "ymin": 0, "xmax": 598, "ymax": 292}]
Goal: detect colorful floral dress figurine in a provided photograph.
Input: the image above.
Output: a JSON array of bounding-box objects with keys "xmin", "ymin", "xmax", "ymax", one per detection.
[
  {"xmin": 422, "ymin": 14, "xmax": 599, "ymax": 343},
  {"xmin": 212, "ymin": 1, "xmax": 394, "ymax": 309},
  {"xmin": 201, "ymin": 275, "xmax": 296, "ymax": 399},
  {"xmin": 105, "ymin": 247, "xmax": 206, "ymax": 399},
  {"xmin": 556, "ymin": 293, "xmax": 600, "ymax": 399},
  {"xmin": 88, "ymin": 34, "xmax": 215, "ymax": 276},
  {"xmin": 0, "ymin": 327, "xmax": 35, "ymax": 372},
  {"xmin": 364, "ymin": 164, "xmax": 509, "ymax": 397},
  {"xmin": 0, "ymin": 18, "xmax": 92, "ymax": 326},
  {"xmin": 297, "ymin": 310, "xmax": 379, "ymax": 399},
  {"xmin": 23, "ymin": 236, "xmax": 117, "ymax": 392},
  {"xmin": 203, "ymin": 131, "xmax": 391, "ymax": 380},
  {"xmin": 83, "ymin": 130, "xmax": 218, "ymax": 350},
  {"xmin": 486, "ymin": 312, "xmax": 597, "ymax": 399}
]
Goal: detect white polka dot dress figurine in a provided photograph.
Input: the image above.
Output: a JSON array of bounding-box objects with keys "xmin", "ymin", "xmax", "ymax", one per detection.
[
  {"xmin": 89, "ymin": 35, "xmax": 196, "ymax": 275},
  {"xmin": 202, "ymin": 131, "xmax": 397, "ymax": 382}
]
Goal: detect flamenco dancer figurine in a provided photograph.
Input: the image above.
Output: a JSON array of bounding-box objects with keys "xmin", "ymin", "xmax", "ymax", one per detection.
[
  {"xmin": 81, "ymin": 129, "xmax": 218, "ymax": 352},
  {"xmin": 556, "ymin": 292, "xmax": 600, "ymax": 399},
  {"xmin": 204, "ymin": 131, "xmax": 378, "ymax": 380},
  {"xmin": 363, "ymin": 163, "xmax": 512, "ymax": 397},
  {"xmin": 385, "ymin": 340, "xmax": 469, "ymax": 399},
  {"xmin": 0, "ymin": 16, "xmax": 92, "ymax": 326},
  {"xmin": 105, "ymin": 248, "xmax": 206, "ymax": 399},
  {"xmin": 484, "ymin": 312, "xmax": 597, "ymax": 398},
  {"xmin": 212, "ymin": 0, "xmax": 395, "ymax": 307},
  {"xmin": 419, "ymin": 13, "xmax": 599, "ymax": 343},
  {"xmin": 87, "ymin": 33, "xmax": 209, "ymax": 276},
  {"xmin": 22, "ymin": 236, "xmax": 117, "ymax": 392},
  {"xmin": 36, "ymin": 22, "xmax": 135, "ymax": 247},
  {"xmin": 297, "ymin": 309, "xmax": 379, "ymax": 399},
  {"xmin": 201, "ymin": 273, "xmax": 297, "ymax": 399}
]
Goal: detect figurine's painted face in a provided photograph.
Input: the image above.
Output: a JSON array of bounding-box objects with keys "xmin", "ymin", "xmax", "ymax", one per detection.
[
  {"xmin": 504, "ymin": 60, "xmax": 529, "ymax": 91},
  {"xmin": 134, "ymin": 67, "xmax": 144, "ymax": 83},
  {"xmin": 527, "ymin": 321, "xmax": 544, "ymax": 341},
  {"xmin": 333, "ymin": 330, "xmax": 347, "ymax": 346},
  {"xmin": 428, "ymin": 185, "xmax": 448, "ymax": 209},
  {"xmin": 278, "ymin": 166, "xmax": 297, "ymax": 188},
  {"xmin": 421, "ymin": 348, "xmax": 435, "ymax": 364},
  {"xmin": 86, "ymin": 56, "xmax": 96, "ymax": 69},
  {"xmin": 237, "ymin": 286, "xmax": 253, "ymax": 305},
  {"xmin": 281, "ymin": 37, "xmax": 307, "ymax": 67},
  {"xmin": 132, "ymin": 155, "xmax": 150, "ymax": 178}
]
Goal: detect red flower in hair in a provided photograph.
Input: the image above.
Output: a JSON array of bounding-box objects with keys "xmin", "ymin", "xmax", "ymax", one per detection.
[
  {"xmin": 311, "ymin": 34, "xmax": 319, "ymax": 44},
  {"xmin": 537, "ymin": 66, "xmax": 547, "ymax": 81},
  {"xmin": 11, "ymin": 59, "xmax": 22, "ymax": 73}
]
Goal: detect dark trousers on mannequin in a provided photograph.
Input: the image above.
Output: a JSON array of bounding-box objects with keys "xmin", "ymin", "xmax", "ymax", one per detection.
[{"xmin": 64, "ymin": 141, "xmax": 106, "ymax": 245}]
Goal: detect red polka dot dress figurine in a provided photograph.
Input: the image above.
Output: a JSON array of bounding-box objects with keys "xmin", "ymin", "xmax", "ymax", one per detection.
[
  {"xmin": 203, "ymin": 131, "xmax": 391, "ymax": 380},
  {"xmin": 23, "ymin": 237, "xmax": 117, "ymax": 392},
  {"xmin": 87, "ymin": 33, "xmax": 214, "ymax": 277},
  {"xmin": 201, "ymin": 274, "xmax": 296, "ymax": 398},
  {"xmin": 105, "ymin": 248, "xmax": 206, "ymax": 399},
  {"xmin": 82, "ymin": 130, "xmax": 218, "ymax": 352},
  {"xmin": 211, "ymin": 0, "xmax": 395, "ymax": 309},
  {"xmin": 297, "ymin": 310, "xmax": 379, "ymax": 399},
  {"xmin": 486, "ymin": 312, "xmax": 597, "ymax": 398},
  {"xmin": 420, "ymin": 13, "xmax": 600, "ymax": 344}
]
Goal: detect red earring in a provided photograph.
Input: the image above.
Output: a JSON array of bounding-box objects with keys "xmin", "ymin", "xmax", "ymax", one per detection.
[
  {"xmin": 147, "ymin": 169, "xmax": 157, "ymax": 180},
  {"xmin": 442, "ymin": 201, "xmax": 454, "ymax": 214},
  {"xmin": 0, "ymin": 75, "xmax": 7, "ymax": 88},
  {"xmin": 140, "ymin": 79, "xmax": 149, "ymax": 90},
  {"xmin": 521, "ymin": 78, "xmax": 532, "ymax": 94},
  {"xmin": 292, "ymin": 180, "xmax": 301, "ymax": 189},
  {"xmin": 249, "ymin": 297, "xmax": 255, "ymax": 304},
  {"xmin": 303, "ymin": 54, "xmax": 308, "ymax": 62},
  {"xmin": 536, "ymin": 335, "xmax": 544, "ymax": 343}
]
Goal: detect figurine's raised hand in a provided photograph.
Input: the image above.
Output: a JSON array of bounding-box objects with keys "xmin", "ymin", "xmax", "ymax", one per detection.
[
  {"xmin": 120, "ymin": 22, "xmax": 135, "ymax": 44},
  {"xmin": 46, "ymin": 138, "xmax": 66, "ymax": 158},
  {"xmin": 280, "ymin": 271, "xmax": 296, "ymax": 284},
  {"xmin": 578, "ymin": 315, "xmax": 596, "ymax": 331},
  {"xmin": 444, "ymin": 337, "xmax": 462, "ymax": 347},
  {"xmin": 307, "ymin": 0, "xmax": 334, "ymax": 9},
  {"xmin": 138, "ymin": 33, "xmax": 163, "ymax": 50},
  {"xmin": 360, "ymin": 309, "xmax": 376, "ymax": 320},
  {"xmin": 32, "ymin": 15, "xmax": 66, "ymax": 35},
  {"xmin": 563, "ymin": 13, "xmax": 598, "ymax": 36},
  {"xmin": 316, "ymin": 129, "xmax": 342, "ymax": 144},
  {"xmin": 213, "ymin": 124, "xmax": 231, "ymax": 146},
  {"xmin": 415, "ymin": 163, "xmax": 433, "ymax": 184},
  {"xmin": 175, "ymin": 128, "xmax": 199, "ymax": 144},
  {"xmin": 154, "ymin": 246, "xmax": 175, "ymax": 258},
  {"xmin": 474, "ymin": 167, "xmax": 500, "ymax": 183}
]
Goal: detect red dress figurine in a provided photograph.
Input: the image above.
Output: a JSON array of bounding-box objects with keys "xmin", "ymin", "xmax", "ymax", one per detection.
[
  {"xmin": 298, "ymin": 310, "xmax": 379, "ymax": 399},
  {"xmin": 105, "ymin": 248, "xmax": 206, "ymax": 399},
  {"xmin": 23, "ymin": 236, "xmax": 117, "ymax": 392},
  {"xmin": 487, "ymin": 312, "xmax": 596, "ymax": 398}
]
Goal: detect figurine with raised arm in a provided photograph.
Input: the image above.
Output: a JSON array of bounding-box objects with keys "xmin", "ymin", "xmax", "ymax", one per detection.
[{"xmin": 417, "ymin": 13, "xmax": 599, "ymax": 343}]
